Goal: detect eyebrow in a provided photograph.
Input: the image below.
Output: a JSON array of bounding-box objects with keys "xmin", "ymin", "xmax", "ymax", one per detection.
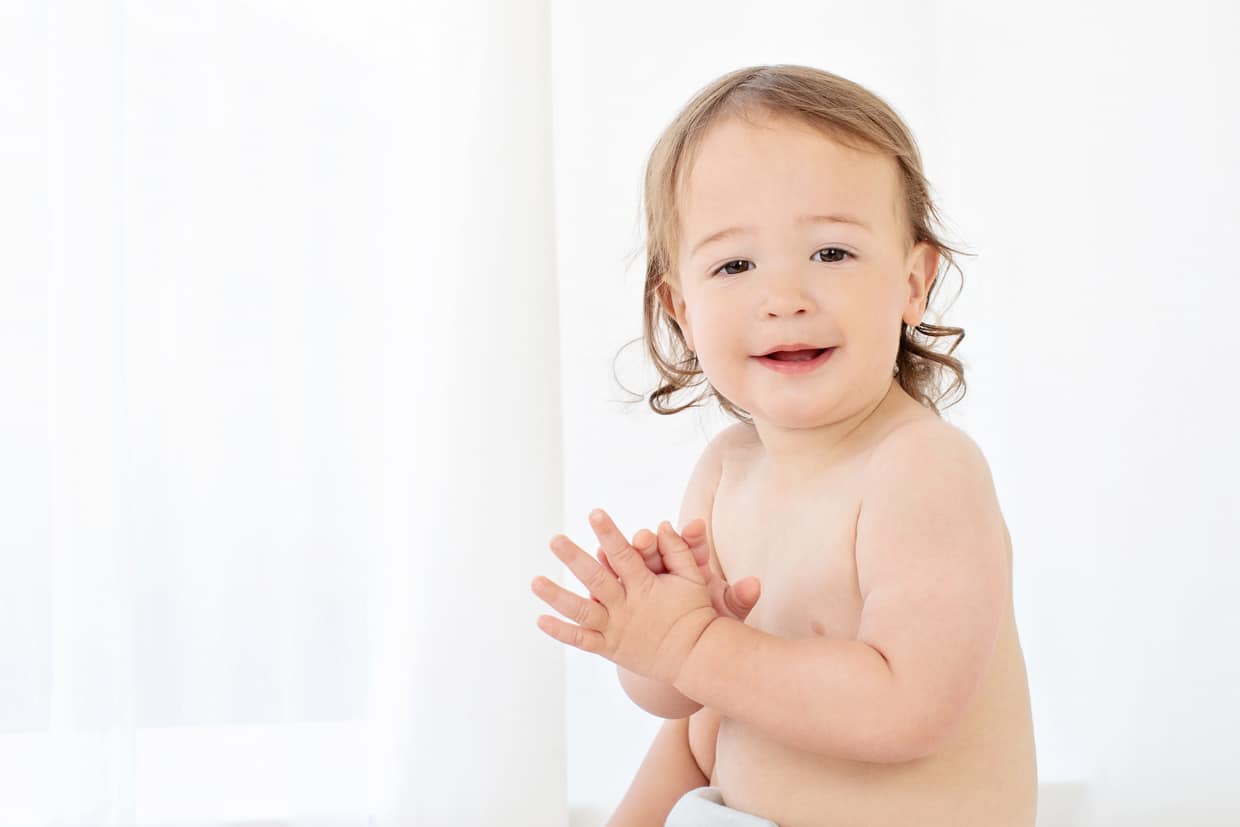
[{"xmin": 690, "ymin": 214, "xmax": 872, "ymax": 258}]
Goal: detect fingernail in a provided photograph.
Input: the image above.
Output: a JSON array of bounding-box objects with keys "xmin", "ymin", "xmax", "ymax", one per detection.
[{"xmin": 589, "ymin": 509, "xmax": 605, "ymax": 525}]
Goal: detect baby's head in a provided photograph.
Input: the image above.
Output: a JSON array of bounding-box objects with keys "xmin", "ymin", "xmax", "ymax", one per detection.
[{"xmin": 636, "ymin": 64, "xmax": 970, "ymax": 426}]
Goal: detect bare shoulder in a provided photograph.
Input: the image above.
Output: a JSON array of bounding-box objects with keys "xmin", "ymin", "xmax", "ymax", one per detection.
[
  {"xmin": 707, "ymin": 420, "xmax": 759, "ymax": 452},
  {"xmin": 865, "ymin": 416, "xmax": 995, "ymax": 492},
  {"xmin": 862, "ymin": 416, "xmax": 1007, "ymax": 547},
  {"xmin": 860, "ymin": 415, "xmax": 1011, "ymax": 573},
  {"xmin": 713, "ymin": 421, "xmax": 764, "ymax": 483},
  {"xmin": 685, "ymin": 421, "xmax": 756, "ymax": 493},
  {"xmin": 714, "ymin": 421, "xmax": 759, "ymax": 461}
]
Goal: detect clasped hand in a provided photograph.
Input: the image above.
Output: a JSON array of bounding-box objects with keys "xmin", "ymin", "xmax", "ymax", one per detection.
[{"xmin": 531, "ymin": 508, "xmax": 761, "ymax": 685}]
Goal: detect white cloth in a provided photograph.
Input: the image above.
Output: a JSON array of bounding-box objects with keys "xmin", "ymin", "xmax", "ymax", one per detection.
[{"xmin": 665, "ymin": 787, "xmax": 781, "ymax": 827}]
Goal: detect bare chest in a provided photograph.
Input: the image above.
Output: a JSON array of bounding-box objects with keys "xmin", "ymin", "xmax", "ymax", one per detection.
[
  {"xmin": 710, "ymin": 456, "xmax": 866, "ymax": 642},
  {"xmin": 686, "ymin": 434, "xmax": 1038, "ymax": 826}
]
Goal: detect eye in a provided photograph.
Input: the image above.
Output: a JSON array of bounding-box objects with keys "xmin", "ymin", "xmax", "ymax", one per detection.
[
  {"xmin": 711, "ymin": 247, "xmax": 854, "ymax": 277},
  {"xmin": 713, "ymin": 260, "xmax": 752, "ymax": 277},
  {"xmin": 812, "ymin": 247, "xmax": 853, "ymax": 264}
]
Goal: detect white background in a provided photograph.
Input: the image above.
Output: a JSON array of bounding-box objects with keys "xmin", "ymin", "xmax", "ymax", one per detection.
[
  {"xmin": 2, "ymin": 1, "xmax": 1237, "ymax": 825},
  {"xmin": 553, "ymin": 2, "xmax": 1240, "ymax": 825}
]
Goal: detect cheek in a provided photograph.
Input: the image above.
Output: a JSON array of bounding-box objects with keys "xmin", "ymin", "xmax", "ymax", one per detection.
[
  {"xmin": 689, "ymin": 314, "xmax": 742, "ymax": 376},
  {"xmin": 689, "ymin": 305, "xmax": 731, "ymax": 346},
  {"xmin": 847, "ymin": 285, "xmax": 899, "ymax": 331},
  {"xmin": 694, "ymin": 319, "xmax": 739, "ymax": 364}
]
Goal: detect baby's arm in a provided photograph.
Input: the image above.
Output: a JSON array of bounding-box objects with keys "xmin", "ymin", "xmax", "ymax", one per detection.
[
  {"xmin": 618, "ymin": 665, "xmax": 703, "ymax": 719},
  {"xmin": 671, "ymin": 423, "xmax": 1009, "ymax": 764},
  {"xmin": 616, "ymin": 425, "xmax": 740, "ymax": 718},
  {"xmin": 606, "ymin": 714, "xmax": 707, "ymax": 826}
]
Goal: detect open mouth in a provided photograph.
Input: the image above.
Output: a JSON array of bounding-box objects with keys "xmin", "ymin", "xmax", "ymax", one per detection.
[
  {"xmin": 754, "ymin": 347, "xmax": 835, "ymax": 373},
  {"xmin": 761, "ymin": 348, "xmax": 828, "ymax": 362}
]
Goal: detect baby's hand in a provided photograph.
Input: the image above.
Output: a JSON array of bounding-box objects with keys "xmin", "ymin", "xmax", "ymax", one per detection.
[
  {"xmin": 533, "ymin": 510, "xmax": 716, "ymax": 685},
  {"xmin": 595, "ymin": 518, "xmax": 761, "ymax": 622}
]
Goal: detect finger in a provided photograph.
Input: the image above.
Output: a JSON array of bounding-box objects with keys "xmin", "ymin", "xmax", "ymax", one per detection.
[
  {"xmin": 596, "ymin": 546, "xmax": 618, "ymax": 583},
  {"xmin": 597, "ymin": 546, "xmax": 651, "ymax": 590},
  {"xmin": 535, "ymin": 613, "xmax": 606, "ymax": 655},
  {"xmin": 657, "ymin": 520, "xmax": 705, "ymax": 584},
  {"xmin": 631, "ymin": 528, "xmax": 665, "ymax": 573},
  {"xmin": 680, "ymin": 520, "xmax": 720, "ymax": 591},
  {"xmin": 587, "ymin": 509, "xmax": 652, "ymax": 590},
  {"xmin": 549, "ymin": 532, "xmax": 624, "ymax": 609},
  {"xmin": 678, "ymin": 517, "xmax": 711, "ymax": 568},
  {"xmin": 681, "ymin": 516, "xmax": 706, "ymax": 538},
  {"xmin": 659, "ymin": 523, "xmax": 697, "ymax": 572},
  {"xmin": 531, "ymin": 575, "xmax": 609, "ymax": 630}
]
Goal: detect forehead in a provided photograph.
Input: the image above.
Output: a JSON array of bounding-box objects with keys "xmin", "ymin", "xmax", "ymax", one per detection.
[{"xmin": 678, "ymin": 114, "xmax": 897, "ymax": 248}]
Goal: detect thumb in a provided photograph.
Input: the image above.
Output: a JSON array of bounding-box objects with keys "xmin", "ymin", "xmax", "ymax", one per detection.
[{"xmin": 724, "ymin": 576, "xmax": 761, "ymax": 618}]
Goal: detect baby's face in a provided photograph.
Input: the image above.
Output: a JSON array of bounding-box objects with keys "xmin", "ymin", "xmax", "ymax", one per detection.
[{"xmin": 662, "ymin": 111, "xmax": 935, "ymax": 427}]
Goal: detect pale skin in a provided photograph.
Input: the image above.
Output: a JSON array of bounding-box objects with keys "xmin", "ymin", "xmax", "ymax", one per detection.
[
  {"xmin": 533, "ymin": 516, "xmax": 763, "ymax": 667},
  {"xmin": 532, "ymin": 107, "xmax": 1037, "ymax": 825},
  {"xmin": 534, "ymin": 426, "xmax": 1035, "ymax": 827},
  {"xmin": 533, "ymin": 510, "xmax": 729, "ymax": 687},
  {"xmin": 532, "ymin": 516, "xmax": 761, "ymax": 825},
  {"xmin": 594, "ymin": 519, "xmax": 761, "ymax": 623}
]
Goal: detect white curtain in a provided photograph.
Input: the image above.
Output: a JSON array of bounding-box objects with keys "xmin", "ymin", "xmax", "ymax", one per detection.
[{"xmin": 1, "ymin": 1, "xmax": 566, "ymax": 825}]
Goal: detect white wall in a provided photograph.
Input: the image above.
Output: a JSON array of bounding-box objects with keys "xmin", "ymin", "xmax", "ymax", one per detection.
[{"xmin": 550, "ymin": 1, "xmax": 1240, "ymax": 825}]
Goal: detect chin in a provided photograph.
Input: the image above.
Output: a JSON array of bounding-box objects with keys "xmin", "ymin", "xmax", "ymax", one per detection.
[{"xmin": 756, "ymin": 399, "xmax": 839, "ymax": 428}]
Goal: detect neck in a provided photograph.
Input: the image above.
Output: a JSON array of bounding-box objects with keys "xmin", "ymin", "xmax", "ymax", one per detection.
[{"xmin": 749, "ymin": 376, "xmax": 915, "ymax": 487}]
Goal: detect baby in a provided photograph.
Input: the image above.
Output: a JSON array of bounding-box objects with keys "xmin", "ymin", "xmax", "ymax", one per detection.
[{"xmin": 531, "ymin": 64, "xmax": 1037, "ymax": 827}]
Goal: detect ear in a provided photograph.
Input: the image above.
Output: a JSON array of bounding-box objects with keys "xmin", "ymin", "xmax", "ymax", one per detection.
[
  {"xmin": 657, "ymin": 278, "xmax": 695, "ymax": 352},
  {"xmin": 902, "ymin": 242, "xmax": 939, "ymax": 326}
]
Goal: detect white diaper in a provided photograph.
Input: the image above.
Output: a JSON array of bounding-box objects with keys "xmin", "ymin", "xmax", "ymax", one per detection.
[{"xmin": 665, "ymin": 786, "xmax": 780, "ymax": 827}]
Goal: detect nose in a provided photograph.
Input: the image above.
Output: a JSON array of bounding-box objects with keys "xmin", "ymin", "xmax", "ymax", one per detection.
[{"xmin": 761, "ymin": 273, "xmax": 815, "ymax": 318}]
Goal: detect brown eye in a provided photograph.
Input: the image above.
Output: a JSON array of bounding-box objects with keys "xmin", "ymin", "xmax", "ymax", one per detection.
[
  {"xmin": 813, "ymin": 247, "xmax": 853, "ymax": 264},
  {"xmin": 713, "ymin": 260, "xmax": 752, "ymax": 277},
  {"xmin": 711, "ymin": 248, "xmax": 853, "ymax": 278}
]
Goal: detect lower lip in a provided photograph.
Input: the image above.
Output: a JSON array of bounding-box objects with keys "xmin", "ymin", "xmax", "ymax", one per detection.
[{"xmin": 753, "ymin": 348, "xmax": 835, "ymax": 374}]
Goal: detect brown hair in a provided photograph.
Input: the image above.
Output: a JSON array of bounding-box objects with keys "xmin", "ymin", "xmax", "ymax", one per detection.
[{"xmin": 619, "ymin": 64, "xmax": 973, "ymax": 421}]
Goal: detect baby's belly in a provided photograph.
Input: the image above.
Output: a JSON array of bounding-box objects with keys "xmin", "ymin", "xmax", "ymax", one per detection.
[{"xmin": 708, "ymin": 613, "xmax": 1038, "ymax": 827}]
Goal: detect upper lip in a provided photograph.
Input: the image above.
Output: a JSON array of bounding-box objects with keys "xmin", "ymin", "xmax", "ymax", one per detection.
[{"xmin": 757, "ymin": 342, "xmax": 832, "ymax": 356}]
